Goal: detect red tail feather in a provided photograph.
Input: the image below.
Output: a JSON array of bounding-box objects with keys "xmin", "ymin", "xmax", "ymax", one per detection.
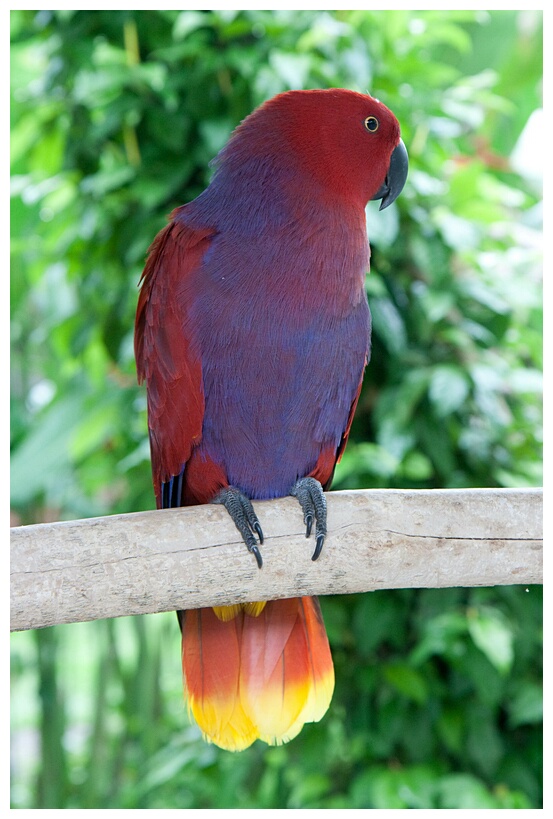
[{"xmin": 180, "ymin": 597, "xmax": 334, "ymax": 751}]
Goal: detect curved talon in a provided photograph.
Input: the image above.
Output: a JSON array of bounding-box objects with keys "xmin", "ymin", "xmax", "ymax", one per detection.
[
  {"xmin": 290, "ymin": 477, "xmax": 328, "ymax": 559},
  {"xmin": 251, "ymin": 544, "xmax": 263, "ymax": 569},
  {"xmin": 312, "ymin": 534, "xmax": 325, "ymax": 561},
  {"xmin": 253, "ymin": 521, "xmax": 264, "ymax": 544},
  {"xmin": 213, "ymin": 486, "xmax": 264, "ymax": 569}
]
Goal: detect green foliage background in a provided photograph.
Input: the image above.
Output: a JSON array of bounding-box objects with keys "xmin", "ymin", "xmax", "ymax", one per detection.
[{"xmin": 10, "ymin": 9, "xmax": 542, "ymax": 809}]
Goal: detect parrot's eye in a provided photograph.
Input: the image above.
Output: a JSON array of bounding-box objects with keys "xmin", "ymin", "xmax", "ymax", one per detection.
[{"xmin": 364, "ymin": 116, "xmax": 379, "ymax": 133}]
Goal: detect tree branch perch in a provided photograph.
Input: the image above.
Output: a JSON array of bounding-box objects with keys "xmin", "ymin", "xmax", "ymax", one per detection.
[{"xmin": 10, "ymin": 487, "xmax": 543, "ymax": 632}]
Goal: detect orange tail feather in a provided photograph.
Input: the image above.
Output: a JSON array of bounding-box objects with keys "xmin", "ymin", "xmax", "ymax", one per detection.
[
  {"xmin": 180, "ymin": 597, "xmax": 334, "ymax": 751},
  {"xmin": 181, "ymin": 607, "xmax": 258, "ymax": 751}
]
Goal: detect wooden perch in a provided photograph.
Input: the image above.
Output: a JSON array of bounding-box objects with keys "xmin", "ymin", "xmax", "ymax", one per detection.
[{"xmin": 10, "ymin": 488, "xmax": 542, "ymax": 632}]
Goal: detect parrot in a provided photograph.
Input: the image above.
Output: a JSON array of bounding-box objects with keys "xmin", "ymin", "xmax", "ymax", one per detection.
[{"xmin": 134, "ymin": 88, "xmax": 408, "ymax": 751}]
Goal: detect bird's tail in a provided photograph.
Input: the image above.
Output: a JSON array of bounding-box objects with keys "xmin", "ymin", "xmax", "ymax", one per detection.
[{"xmin": 179, "ymin": 596, "xmax": 334, "ymax": 751}]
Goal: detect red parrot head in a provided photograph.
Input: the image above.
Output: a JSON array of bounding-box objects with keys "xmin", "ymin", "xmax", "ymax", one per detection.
[{"xmin": 216, "ymin": 88, "xmax": 408, "ymax": 212}]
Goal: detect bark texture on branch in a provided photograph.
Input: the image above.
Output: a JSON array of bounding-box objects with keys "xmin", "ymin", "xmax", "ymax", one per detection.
[{"xmin": 10, "ymin": 488, "xmax": 543, "ymax": 631}]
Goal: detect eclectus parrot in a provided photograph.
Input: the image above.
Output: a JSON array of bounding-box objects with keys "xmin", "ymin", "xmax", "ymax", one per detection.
[{"xmin": 135, "ymin": 88, "xmax": 408, "ymax": 751}]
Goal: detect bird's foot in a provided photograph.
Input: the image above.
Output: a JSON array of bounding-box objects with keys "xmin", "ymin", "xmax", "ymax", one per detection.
[
  {"xmin": 290, "ymin": 477, "xmax": 327, "ymax": 561},
  {"xmin": 212, "ymin": 486, "xmax": 264, "ymax": 569}
]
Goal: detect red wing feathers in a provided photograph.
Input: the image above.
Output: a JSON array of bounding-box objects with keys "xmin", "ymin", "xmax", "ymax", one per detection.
[
  {"xmin": 134, "ymin": 212, "xmax": 214, "ymax": 504},
  {"xmin": 312, "ymin": 363, "xmax": 366, "ymax": 491},
  {"xmin": 335, "ymin": 365, "xmax": 365, "ymax": 465}
]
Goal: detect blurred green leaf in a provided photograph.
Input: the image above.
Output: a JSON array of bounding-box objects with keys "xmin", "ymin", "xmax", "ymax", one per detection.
[
  {"xmin": 410, "ymin": 611, "xmax": 468, "ymax": 665},
  {"xmin": 10, "ymin": 390, "xmax": 84, "ymax": 505},
  {"xmin": 437, "ymin": 773, "xmax": 498, "ymax": 808},
  {"xmin": 507, "ymin": 681, "xmax": 543, "ymax": 728},
  {"xmin": 352, "ymin": 592, "xmax": 407, "ymax": 656},
  {"xmin": 428, "ymin": 364, "xmax": 470, "ymax": 417},
  {"xmin": 352, "ymin": 764, "xmax": 440, "ymax": 808},
  {"xmin": 383, "ymin": 663, "xmax": 429, "ymax": 704},
  {"xmin": 467, "ymin": 606, "xmax": 514, "ymax": 675}
]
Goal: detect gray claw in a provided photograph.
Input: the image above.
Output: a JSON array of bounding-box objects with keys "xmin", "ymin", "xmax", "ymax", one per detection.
[
  {"xmin": 213, "ymin": 487, "xmax": 264, "ymax": 568},
  {"xmin": 290, "ymin": 477, "xmax": 327, "ymax": 560}
]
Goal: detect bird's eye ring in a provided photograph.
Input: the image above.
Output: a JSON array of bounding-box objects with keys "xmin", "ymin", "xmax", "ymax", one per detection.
[{"xmin": 364, "ymin": 116, "xmax": 379, "ymax": 133}]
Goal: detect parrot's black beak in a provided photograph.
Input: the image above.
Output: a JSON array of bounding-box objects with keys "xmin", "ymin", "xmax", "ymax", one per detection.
[{"xmin": 371, "ymin": 139, "xmax": 409, "ymax": 210}]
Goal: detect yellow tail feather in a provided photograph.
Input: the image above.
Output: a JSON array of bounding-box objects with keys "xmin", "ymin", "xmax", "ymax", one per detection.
[{"xmin": 181, "ymin": 597, "xmax": 334, "ymax": 751}]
